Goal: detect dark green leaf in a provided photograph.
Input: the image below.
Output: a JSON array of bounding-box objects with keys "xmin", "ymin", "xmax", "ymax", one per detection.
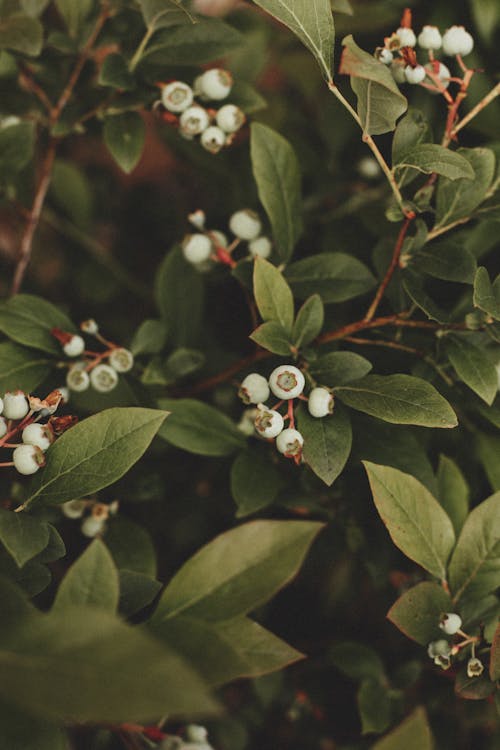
[
  {"xmin": 231, "ymin": 446, "xmax": 285, "ymax": 517},
  {"xmin": 309, "ymin": 351, "xmax": 372, "ymax": 386},
  {"xmin": 490, "ymin": 622, "xmax": 500, "ymax": 681},
  {"xmin": 158, "ymin": 398, "xmax": 245, "ymax": 456},
  {"xmin": 473, "ymin": 266, "xmax": 500, "ymax": 320},
  {"xmin": 394, "ymin": 144, "xmax": 475, "ymax": 181},
  {"xmin": 402, "ymin": 270, "xmax": 450, "ymax": 323},
  {"xmin": 445, "ymin": 335, "xmax": 497, "ymax": 405},
  {"xmin": 155, "ymin": 247, "xmax": 204, "ymax": 347},
  {"xmin": 105, "ymin": 517, "xmax": 157, "ymax": 578},
  {"xmin": 99, "ymin": 52, "xmax": 135, "ymax": 90},
  {"xmin": 285, "ymin": 252, "xmax": 376, "ymax": 302},
  {"xmin": 103, "ymin": 113, "xmax": 145, "ymax": 174},
  {"xmin": 410, "ymin": 240, "xmax": 476, "ymax": 283},
  {"xmin": 138, "ymin": 0, "xmax": 195, "ymax": 29},
  {"xmin": 130, "ymin": 319, "xmax": 168, "ymax": 356},
  {"xmin": 250, "ymin": 321, "xmax": 293, "ymax": 355},
  {"xmin": 253, "ymin": 257, "xmax": 294, "ymax": 334},
  {"xmin": 54, "ymin": 0, "xmax": 96, "ymax": 38},
  {"xmin": 0, "ymin": 701, "xmax": 67, "ymax": 750},
  {"xmin": 0, "ymin": 342, "xmax": 51, "ymax": 393},
  {"xmin": 118, "ymin": 570, "xmax": 161, "ymax": 617},
  {"xmin": 455, "ymin": 667, "xmax": 495, "ymax": 699},
  {"xmin": 329, "ymin": 641, "xmax": 385, "ymax": 682},
  {"xmin": 0, "ymin": 14, "xmax": 43, "ymax": 55},
  {"xmin": 0, "ymin": 122, "xmax": 35, "ymax": 176},
  {"xmin": 53, "ymin": 539, "xmax": 119, "ymax": 612},
  {"xmin": 371, "ymin": 707, "xmax": 433, "ymax": 750},
  {"xmin": 392, "ymin": 108, "xmax": 431, "ymax": 163},
  {"xmin": 476, "ymin": 432, "xmax": 500, "ymax": 491},
  {"xmin": 0, "ymin": 510, "xmax": 50, "ymax": 568},
  {"xmin": 436, "ymin": 455, "xmax": 469, "ymax": 536},
  {"xmin": 435, "ymin": 147, "xmax": 496, "ymax": 228},
  {"xmin": 292, "ymin": 294, "xmax": 324, "ymax": 348},
  {"xmin": 50, "ymin": 159, "xmax": 93, "ymax": 228},
  {"xmin": 0, "ymin": 294, "xmax": 75, "ymax": 355},
  {"xmin": 298, "ymin": 403, "xmax": 352, "ymax": 485},
  {"xmin": 387, "ymin": 582, "xmax": 453, "ymax": 645},
  {"xmin": 138, "ymin": 20, "xmax": 243, "ymax": 66},
  {"xmin": 358, "ymin": 678, "xmax": 391, "ymax": 735}
]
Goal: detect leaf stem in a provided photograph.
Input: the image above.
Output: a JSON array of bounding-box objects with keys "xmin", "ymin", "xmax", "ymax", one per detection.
[{"xmin": 129, "ymin": 26, "xmax": 155, "ymax": 72}]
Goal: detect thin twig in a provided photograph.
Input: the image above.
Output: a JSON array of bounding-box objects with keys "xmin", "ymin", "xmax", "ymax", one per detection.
[
  {"xmin": 344, "ymin": 336, "xmax": 423, "ymax": 356},
  {"xmin": 364, "ymin": 216, "xmax": 413, "ymax": 321},
  {"xmin": 18, "ymin": 64, "xmax": 53, "ymax": 113},
  {"xmin": 451, "ymin": 81, "xmax": 500, "ymax": 138}
]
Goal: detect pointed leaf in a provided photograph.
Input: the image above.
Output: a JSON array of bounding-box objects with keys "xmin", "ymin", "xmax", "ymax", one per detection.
[
  {"xmin": 395, "ymin": 144, "xmax": 475, "ymax": 180},
  {"xmin": 250, "ymin": 321, "xmax": 293, "ymax": 355},
  {"xmin": 0, "ymin": 294, "xmax": 75, "ymax": 355},
  {"xmin": 53, "ymin": 539, "xmax": 119, "ymax": 612},
  {"xmin": 372, "ymin": 707, "xmax": 433, "ymax": 750},
  {"xmin": 298, "ymin": 403, "xmax": 352, "ymax": 485},
  {"xmin": 445, "ymin": 335, "xmax": 497, "ymax": 405},
  {"xmin": 436, "ymin": 455, "xmax": 469, "ymax": 536},
  {"xmin": 285, "ymin": 252, "xmax": 376, "ymax": 302},
  {"xmin": 410, "ymin": 240, "xmax": 476, "ymax": 284},
  {"xmin": 231, "ymin": 446, "xmax": 285, "ymax": 517},
  {"xmin": 387, "ymin": 582, "xmax": 453, "ymax": 645},
  {"xmin": 473, "ymin": 266, "xmax": 500, "ymax": 320},
  {"xmin": 103, "ymin": 113, "xmax": 145, "ymax": 174},
  {"xmin": 435, "ymin": 147, "xmax": 496, "ymax": 228},
  {"xmin": 158, "ymin": 398, "xmax": 245, "ymax": 456},
  {"xmin": 0, "ymin": 510, "xmax": 50, "ymax": 568},
  {"xmin": 155, "ymin": 247, "xmax": 204, "ymax": 347},
  {"xmin": 292, "ymin": 294, "xmax": 324, "ymax": 348},
  {"xmin": 309, "ymin": 351, "xmax": 372, "ymax": 386},
  {"xmin": 253, "ymin": 257, "xmax": 294, "ymax": 334},
  {"xmin": 0, "ymin": 342, "xmax": 51, "ymax": 393},
  {"xmin": 0, "ymin": 14, "xmax": 43, "ymax": 56}
]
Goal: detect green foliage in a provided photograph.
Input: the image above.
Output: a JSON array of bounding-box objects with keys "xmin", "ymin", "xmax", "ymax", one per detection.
[
  {"xmin": 158, "ymin": 398, "xmax": 245, "ymax": 456},
  {"xmin": 103, "ymin": 113, "xmax": 146, "ymax": 174}
]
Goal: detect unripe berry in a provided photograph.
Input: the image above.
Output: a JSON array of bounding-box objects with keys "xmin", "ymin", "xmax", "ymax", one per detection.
[
  {"xmin": 418, "ymin": 25, "xmax": 442, "ymax": 50},
  {"xmin": 237, "ymin": 408, "xmax": 259, "ymax": 436},
  {"xmin": 0, "ymin": 416, "xmax": 7, "ymax": 438},
  {"xmin": 276, "ymin": 428, "xmax": 304, "ymax": 456},
  {"xmin": 209, "ymin": 229, "xmax": 228, "ymax": 247},
  {"xmin": 81, "ymin": 515, "xmax": 106, "ymax": 538},
  {"xmin": 248, "ymin": 236, "xmax": 272, "ymax": 259},
  {"xmin": 66, "ymin": 365, "xmax": 90, "ymax": 392},
  {"xmin": 0, "ymin": 396, "xmax": 3, "ymax": 414},
  {"xmin": 2, "ymin": 391, "xmax": 29, "ymax": 420},
  {"xmin": 396, "ymin": 27, "xmax": 416, "ymax": 47},
  {"xmin": 22, "ymin": 423, "xmax": 54, "ymax": 452},
  {"xmin": 405, "ymin": 64, "xmax": 426, "ymax": 84},
  {"xmin": 239, "ymin": 373, "xmax": 270, "ymax": 405},
  {"xmin": 216, "ymin": 104, "xmax": 245, "ymax": 133},
  {"xmin": 63, "ymin": 334, "xmax": 85, "ymax": 357},
  {"xmin": 188, "ymin": 209, "xmax": 206, "ymax": 230},
  {"xmin": 376, "ymin": 47, "xmax": 393, "ymax": 64},
  {"xmin": 254, "ymin": 408, "xmax": 284, "ymax": 439},
  {"xmin": 442, "ymin": 26, "xmax": 474, "ymax": 57},
  {"xmin": 427, "ymin": 639, "xmax": 452, "ymax": 668},
  {"xmin": 161, "ymin": 81, "xmax": 194, "ymax": 113},
  {"xmin": 200, "ymin": 125, "xmax": 226, "ymax": 154},
  {"xmin": 185, "ymin": 725, "xmax": 208, "ymax": 743},
  {"xmin": 62, "ymin": 499, "xmax": 87, "ymax": 519},
  {"xmin": 269, "ymin": 365, "xmax": 305, "ymax": 400},
  {"xmin": 13, "ymin": 444, "xmax": 45, "ymax": 475},
  {"xmin": 90, "ymin": 364, "xmax": 119, "ymax": 393},
  {"xmin": 229, "ymin": 209, "xmax": 262, "ymax": 241},
  {"xmin": 109, "ymin": 347, "xmax": 134, "ymax": 373},
  {"xmin": 357, "ymin": 156, "xmax": 380, "ymax": 179},
  {"xmin": 390, "ymin": 60, "xmax": 407, "ymax": 84},
  {"xmin": 183, "ymin": 233, "xmax": 213, "ymax": 264},
  {"xmin": 439, "ymin": 612, "xmax": 462, "ymax": 635},
  {"xmin": 424, "ymin": 62, "xmax": 451, "ymax": 91},
  {"xmin": 179, "ymin": 106, "xmax": 210, "ymax": 137},
  {"xmin": 308, "ymin": 387, "xmax": 334, "ymax": 418},
  {"xmin": 198, "ymin": 68, "xmax": 233, "ymax": 100},
  {"xmin": 80, "ymin": 318, "xmax": 99, "ymax": 334}
]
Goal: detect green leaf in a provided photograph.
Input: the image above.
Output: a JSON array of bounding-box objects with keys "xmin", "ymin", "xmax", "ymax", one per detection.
[
  {"xmin": 252, "ymin": 0, "xmax": 335, "ymax": 81},
  {"xmin": 285, "ymin": 253, "xmax": 376, "ymax": 303},
  {"xmin": 99, "ymin": 52, "xmax": 135, "ymax": 90},
  {"xmin": 105, "ymin": 517, "xmax": 157, "ymax": 578},
  {"xmin": 138, "ymin": 0, "xmax": 195, "ymax": 30},
  {"xmin": 138, "ymin": 20, "xmax": 243, "ymax": 66},
  {"xmin": 339, "ymin": 35, "xmax": 407, "ymax": 135},
  {"xmin": 309, "ymin": 351, "xmax": 372, "ymax": 386},
  {"xmin": 25, "ymin": 408, "xmax": 168, "ymax": 507},
  {"xmin": 0, "ymin": 701, "xmax": 67, "ymax": 750},
  {"xmin": 298, "ymin": 403, "xmax": 352, "ymax": 485},
  {"xmin": 0, "ymin": 122, "xmax": 35, "ymax": 177},
  {"xmin": 410, "ymin": 240, "xmax": 476, "ymax": 284},
  {"xmin": 470, "ymin": 0, "xmax": 500, "ymax": 44},
  {"xmin": 445, "ymin": 335, "xmax": 498, "ymax": 405},
  {"xmin": 387, "ymin": 582, "xmax": 453, "ymax": 645},
  {"xmin": 0, "ymin": 14, "xmax": 43, "ymax": 55},
  {"xmin": 0, "ymin": 510, "xmax": 50, "ymax": 568},
  {"xmin": 153, "ymin": 520, "xmax": 323, "ymax": 621},
  {"xmin": 336, "ymin": 374, "xmax": 458, "ymax": 428},
  {"xmin": 118, "ymin": 570, "xmax": 161, "ymax": 617},
  {"xmin": 455, "ymin": 666, "xmax": 496, "ymax": 699},
  {"xmin": 358, "ymin": 679, "xmax": 391, "ymax": 735},
  {"xmin": 371, "ymin": 707, "xmax": 433, "ymax": 750},
  {"xmin": 250, "ymin": 122, "xmax": 302, "ymax": 262},
  {"xmin": 473, "ymin": 266, "xmax": 500, "ymax": 320},
  {"xmin": 476, "ymin": 432, "xmax": 500, "ymax": 491},
  {"xmin": 50, "ymin": 159, "xmax": 93, "ymax": 228},
  {"xmin": 490, "ymin": 622, "xmax": 500, "ymax": 681},
  {"xmin": 392, "ymin": 108, "xmax": 431, "ymax": 163},
  {"xmin": 231, "ymin": 446, "xmax": 285, "ymax": 517},
  {"xmin": 130, "ymin": 319, "xmax": 168, "ymax": 356},
  {"xmin": 103, "ymin": 113, "xmax": 145, "ymax": 174},
  {"xmin": 364, "ymin": 462, "xmax": 455, "ymax": 579},
  {"xmin": 435, "ymin": 147, "xmax": 496, "ymax": 228},
  {"xmin": 394, "ymin": 144, "xmax": 475, "ymax": 181},
  {"xmin": 448, "ymin": 491, "xmax": 500, "ymax": 604},
  {"xmin": 0, "ymin": 342, "xmax": 51, "ymax": 393},
  {"xmin": 436, "ymin": 455, "xmax": 469, "ymax": 536},
  {"xmin": 253, "ymin": 257, "xmax": 294, "ymax": 334},
  {"xmin": 292, "ymin": 294, "xmax": 324, "ymax": 348},
  {"xmin": 329, "ymin": 641, "xmax": 385, "ymax": 682},
  {"xmin": 54, "ymin": 0, "xmax": 96, "ymax": 38},
  {"xmin": 0, "ymin": 294, "xmax": 75, "ymax": 355},
  {"xmin": 402, "ymin": 270, "xmax": 450, "ymax": 323},
  {"xmin": 155, "ymin": 247, "xmax": 204, "ymax": 347},
  {"xmin": 157, "ymin": 398, "xmax": 245, "ymax": 456},
  {"xmin": 250, "ymin": 320, "xmax": 293, "ymax": 355},
  {"xmin": 53, "ymin": 539, "xmax": 119, "ymax": 612}
]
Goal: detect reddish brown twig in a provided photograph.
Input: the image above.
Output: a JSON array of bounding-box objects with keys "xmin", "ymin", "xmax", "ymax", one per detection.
[{"xmin": 344, "ymin": 336, "xmax": 424, "ymax": 356}]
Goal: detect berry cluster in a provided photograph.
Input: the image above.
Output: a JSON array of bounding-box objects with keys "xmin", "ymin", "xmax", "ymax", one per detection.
[
  {"xmin": 427, "ymin": 611, "xmax": 484, "ymax": 678},
  {"xmin": 238, "ymin": 365, "xmax": 334, "ymax": 464},
  {"xmin": 62, "ymin": 497, "xmax": 119, "ymax": 538},
  {"xmin": 159, "ymin": 68, "xmax": 245, "ymax": 154},
  {"xmin": 375, "ymin": 8, "xmax": 474, "ymax": 91},
  {"xmin": 0, "ymin": 389, "xmax": 74, "ymax": 476},
  {"xmin": 182, "ymin": 208, "xmax": 272, "ymax": 269},
  {"xmin": 52, "ymin": 320, "xmax": 134, "ymax": 395}
]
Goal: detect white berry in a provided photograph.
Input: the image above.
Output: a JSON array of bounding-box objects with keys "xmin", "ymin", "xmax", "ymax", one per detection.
[
  {"xmin": 198, "ymin": 68, "xmax": 233, "ymax": 100},
  {"xmin": 183, "ymin": 233, "xmax": 213, "ymax": 264},
  {"xmin": 81, "ymin": 515, "xmax": 106, "ymax": 538},
  {"xmin": 439, "ymin": 612, "xmax": 462, "ymax": 635},
  {"xmin": 425, "ymin": 62, "xmax": 451, "ymax": 91},
  {"xmin": 22, "ymin": 423, "xmax": 54, "ymax": 451},
  {"xmin": 62, "ymin": 499, "xmax": 87, "ymax": 519},
  {"xmin": 248, "ymin": 236, "xmax": 272, "ymax": 259},
  {"xmin": 90, "ymin": 364, "xmax": 119, "ymax": 393},
  {"xmin": 179, "ymin": 106, "xmax": 210, "ymax": 137},
  {"xmin": 405, "ymin": 64, "xmax": 426, "ymax": 84},
  {"xmin": 239, "ymin": 373, "xmax": 270, "ymax": 405},
  {"xmin": 55, "ymin": 386, "xmax": 70, "ymax": 404},
  {"xmin": 209, "ymin": 229, "xmax": 228, "ymax": 248},
  {"xmin": 269, "ymin": 365, "xmax": 305, "ymax": 400},
  {"xmin": 358, "ymin": 156, "xmax": 380, "ymax": 179},
  {"xmin": 66, "ymin": 365, "xmax": 90, "ymax": 392},
  {"xmin": 308, "ymin": 387, "xmax": 334, "ymax": 418},
  {"xmin": 254, "ymin": 408, "xmax": 284, "ymax": 439},
  {"xmin": 80, "ymin": 318, "xmax": 99, "ymax": 334},
  {"xmin": 442, "ymin": 26, "xmax": 474, "ymax": 57},
  {"xmin": 390, "ymin": 60, "xmax": 407, "ymax": 84},
  {"xmin": 200, "ymin": 126, "xmax": 226, "ymax": 154},
  {"xmin": 161, "ymin": 81, "xmax": 194, "ymax": 113},
  {"xmin": 188, "ymin": 209, "xmax": 206, "ymax": 230},
  {"xmin": 13, "ymin": 444, "xmax": 45, "ymax": 475},
  {"xmin": 0, "ymin": 416, "xmax": 7, "ymax": 438},
  {"xmin": 397, "ymin": 27, "xmax": 416, "ymax": 47},
  {"xmin": 0, "ymin": 396, "xmax": 3, "ymax": 414},
  {"xmin": 276, "ymin": 428, "xmax": 304, "ymax": 456},
  {"xmin": 229, "ymin": 209, "xmax": 262, "ymax": 241},
  {"xmin": 376, "ymin": 48, "xmax": 393, "ymax": 64},
  {"xmin": 109, "ymin": 347, "xmax": 134, "ymax": 373},
  {"xmin": 185, "ymin": 726, "xmax": 208, "ymax": 743},
  {"xmin": 2, "ymin": 391, "xmax": 29, "ymax": 420},
  {"xmin": 418, "ymin": 25, "xmax": 442, "ymax": 50},
  {"xmin": 216, "ymin": 104, "xmax": 245, "ymax": 133},
  {"xmin": 427, "ymin": 640, "xmax": 452, "ymax": 659},
  {"xmin": 63, "ymin": 334, "xmax": 85, "ymax": 357},
  {"xmin": 237, "ymin": 408, "xmax": 259, "ymax": 436}
]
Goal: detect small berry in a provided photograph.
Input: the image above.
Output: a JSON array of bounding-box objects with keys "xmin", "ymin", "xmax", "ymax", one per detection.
[
  {"xmin": 109, "ymin": 347, "xmax": 134, "ymax": 373},
  {"xmin": 80, "ymin": 318, "xmax": 99, "ymax": 334},
  {"xmin": 276, "ymin": 428, "xmax": 304, "ymax": 457},
  {"xmin": 2, "ymin": 391, "xmax": 29, "ymax": 420},
  {"xmin": 62, "ymin": 499, "xmax": 87, "ymax": 519},
  {"xmin": 179, "ymin": 106, "xmax": 210, "ymax": 137},
  {"xmin": 269, "ymin": 365, "xmax": 305, "ymax": 400},
  {"xmin": 55, "ymin": 386, "xmax": 70, "ymax": 404},
  {"xmin": 239, "ymin": 373, "xmax": 270, "ymax": 405},
  {"xmin": 439, "ymin": 612, "xmax": 462, "ymax": 635},
  {"xmin": 188, "ymin": 209, "xmax": 206, "ymax": 230},
  {"xmin": 63, "ymin": 334, "xmax": 85, "ymax": 358},
  {"xmin": 209, "ymin": 229, "xmax": 228, "ymax": 248},
  {"xmin": 427, "ymin": 639, "xmax": 452, "ymax": 669},
  {"xmin": 185, "ymin": 725, "xmax": 208, "ymax": 743},
  {"xmin": 466, "ymin": 657, "xmax": 484, "ymax": 678},
  {"xmin": 12, "ymin": 444, "xmax": 45, "ymax": 475},
  {"xmin": 424, "ymin": 62, "xmax": 451, "ymax": 91},
  {"xmin": 66, "ymin": 365, "xmax": 90, "ymax": 392},
  {"xmin": 405, "ymin": 64, "xmax": 426, "ymax": 84},
  {"xmin": 216, "ymin": 104, "xmax": 246, "ymax": 133},
  {"xmin": 418, "ymin": 25, "xmax": 442, "ymax": 50},
  {"xmin": 237, "ymin": 408, "xmax": 259, "ymax": 436},
  {"xmin": 183, "ymin": 233, "xmax": 213, "ymax": 264},
  {"xmin": 81, "ymin": 515, "xmax": 106, "ymax": 538},
  {"xmin": 357, "ymin": 156, "xmax": 380, "ymax": 179},
  {"xmin": 161, "ymin": 81, "xmax": 194, "ymax": 113},
  {"xmin": 0, "ymin": 416, "xmax": 7, "ymax": 438},
  {"xmin": 90, "ymin": 364, "xmax": 119, "ymax": 393},
  {"xmin": 22, "ymin": 423, "xmax": 54, "ymax": 452},
  {"xmin": 248, "ymin": 236, "xmax": 272, "ymax": 259},
  {"xmin": 396, "ymin": 27, "xmax": 416, "ymax": 47},
  {"xmin": 442, "ymin": 26, "xmax": 474, "ymax": 57},
  {"xmin": 390, "ymin": 60, "xmax": 407, "ymax": 84},
  {"xmin": 308, "ymin": 387, "xmax": 334, "ymax": 418},
  {"xmin": 198, "ymin": 68, "xmax": 233, "ymax": 100},
  {"xmin": 376, "ymin": 47, "xmax": 393, "ymax": 64},
  {"xmin": 200, "ymin": 125, "xmax": 226, "ymax": 154},
  {"xmin": 0, "ymin": 115, "xmax": 21, "ymax": 129},
  {"xmin": 229, "ymin": 209, "xmax": 262, "ymax": 241},
  {"xmin": 254, "ymin": 407, "xmax": 284, "ymax": 439}
]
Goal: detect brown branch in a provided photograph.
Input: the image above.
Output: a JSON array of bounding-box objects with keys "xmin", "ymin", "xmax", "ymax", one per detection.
[
  {"xmin": 344, "ymin": 336, "xmax": 424, "ymax": 356},
  {"xmin": 182, "ymin": 349, "xmax": 271, "ymax": 396},
  {"xmin": 18, "ymin": 64, "xmax": 53, "ymax": 113}
]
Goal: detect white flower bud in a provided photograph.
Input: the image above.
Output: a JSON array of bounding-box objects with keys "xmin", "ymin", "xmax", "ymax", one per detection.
[
  {"xmin": 248, "ymin": 236, "xmax": 272, "ymax": 259},
  {"xmin": 12, "ymin": 444, "xmax": 45, "ymax": 475},
  {"xmin": 63, "ymin": 334, "xmax": 85, "ymax": 357},
  {"xmin": 357, "ymin": 156, "xmax": 381, "ymax": 179},
  {"xmin": 254, "ymin": 407, "xmax": 284, "ymax": 439},
  {"xmin": 239, "ymin": 373, "xmax": 270, "ymax": 405},
  {"xmin": 439, "ymin": 612, "xmax": 462, "ymax": 635},
  {"xmin": 55, "ymin": 386, "xmax": 70, "ymax": 404},
  {"xmin": 376, "ymin": 47, "xmax": 393, "ymax": 64},
  {"xmin": 182, "ymin": 233, "xmax": 213, "ymax": 264},
  {"xmin": 198, "ymin": 68, "xmax": 233, "ymax": 100},
  {"xmin": 80, "ymin": 318, "xmax": 99, "ymax": 334},
  {"xmin": 308, "ymin": 387, "xmax": 334, "ymax": 418},
  {"xmin": 427, "ymin": 639, "xmax": 452, "ymax": 669},
  {"xmin": 161, "ymin": 81, "xmax": 194, "ymax": 113},
  {"xmin": 276, "ymin": 428, "xmax": 304, "ymax": 456},
  {"xmin": 2, "ymin": 391, "xmax": 29, "ymax": 420},
  {"xmin": 185, "ymin": 725, "xmax": 208, "ymax": 743},
  {"xmin": 179, "ymin": 106, "xmax": 210, "ymax": 137},
  {"xmin": 22, "ymin": 423, "xmax": 54, "ymax": 452},
  {"xmin": 209, "ymin": 229, "xmax": 228, "ymax": 247},
  {"xmin": 108, "ymin": 348, "xmax": 134, "ymax": 373},
  {"xmin": 397, "ymin": 27, "xmax": 416, "ymax": 47},
  {"xmin": 62, "ymin": 499, "xmax": 87, "ymax": 519},
  {"xmin": 66, "ymin": 364, "xmax": 90, "ymax": 392},
  {"xmin": 442, "ymin": 26, "xmax": 474, "ymax": 57},
  {"xmin": 390, "ymin": 60, "xmax": 407, "ymax": 84},
  {"xmin": 269, "ymin": 365, "xmax": 305, "ymax": 400},
  {"xmin": 467, "ymin": 657, "xmax": 484, "ymax": 678},
  {"xmin": 405, "ymin": 64, "xmax": 426, "ymax": 84},
  {"xmin": 200, "ymin": 125, "xmax": 226, "ymax": 154},
  {"xmin": 81, "ymin": 515, "xmax": 106, "ymax": 538},
  {"xmin": 188, "ymin": 209, "xmax": 206, "ymax": 230},
  {"xmin": 229, "ymin": 209, "xmax": 262, "ymax": 241},
  {"xmin": 89, "ymin": 364, "xmax": 119, "ymax": 393},
  {"xmin": 418, "ymin": 25, "xmax": 442, "ymax": 50},
  {"xmin": 0, "ymin": 416, "xmax": 7, "ymax": 438},
  {"xmin": 216, "ymin": 104, "xmax": 246, "ymax": 133}
]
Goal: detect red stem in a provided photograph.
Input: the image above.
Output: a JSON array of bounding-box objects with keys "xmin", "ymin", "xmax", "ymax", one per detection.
[{"xmin": 364, "ymin": 217, "xmax": 413, "ymax": 321}]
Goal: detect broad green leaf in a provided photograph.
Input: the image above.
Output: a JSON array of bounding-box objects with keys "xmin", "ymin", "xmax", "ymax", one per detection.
[
  {"xmin": 436, "ymin": 455, "xmax": 469, "ymax": 536},
  {"xmin": 337, "ymin": 374, "xmax": 457, "ymax": 428},
  {"xmin": 25, "ymin": 408, "xmax": 168, "ymax": 506},
  {"xmin": 105, "ymin": 517, "xmax": 157, "ymax": 578},
  {"xmin": 53, "ymin": 540, "xmax": 119, "ymax": 612},
  {"xmin": 138, "ymin": 20, "xmax": 243, "ymax": 66},
  {"xmin": 231, "ymin": 446, "xmax": 285, "ymax": 517},
  {"xmin": 154, "ymin": 520, "xmax": 322, "ymax": 621},
  {"xmin": 0, "ymin": 701, "xmax": 67, "ymax": 750},
  {"xmin": 0, "ymin": 294, "xmax": 75, "ymax": 355},
  {"xmin": 250, "ymin": 321, "xmax": 293, "ymax": 355},
  {"xmin": 410, "ymin": 240, "xmax": 476, "ymax": 284},
  {"xmin": 490, "ymin": 622, "xmax": 500, "ymax": 681},
  {"xmin": 99, "ymin": 52, "xmax": 135, "ymax": 90},
  {"xmin": 392, "ymin": 108, "xmax": 431, "ymax": 163},
  {"xmin": 155, "ymin": 247, "xmax": 204, "ymax": 347},
  {"xmin": 435, "ymin": 147, "xmax": 496, "ymax": 228},
  {"xmin": 250, "ymin": 123, "xmax": 302, "ymax": 262},
  {"xmin": 394, "ymin": 144, "xmax": 475, "ymax": 181},
  {"xmin": 455, "ymin": 666, "xmax": 496, "ymax": 699},
  {"xmin": 158, "ymin": 398, "xmax": 245, "ymax": 456},
  {"xmin": 0, "ymin": 14, "xmax": 43, "ymax": 55},
  {"xmin": 470, "ymin": 0, "xmax": 500, "ymax": 44},
  {"xmin": 402, "ymin": 270, "xmax": 450, "ymax": 323},
  {"xmin": 253, "ymin": 257, "xmax": 294, "ymax": 334},
  {"xmin": 20, "ymin": 0, "xmax": 51, "ymax": 16},
  {"xmin": 372, "ymin": 707, "xmax": 433, "ymax": 750},
  {"xmin": 103, "ymin": 113, "xmax": 145, "ymax": 174},
  {"xmin": 387, "ymin": 582, "xmax": 453, "ymax": 645},
  {"xmin": 55, "ymin": 0, "xmax": 96, "ymax": 38},
  {"xmin": 0, "ymin": 122, "xmax": 35, "ymax": 177},
  {"xmin": 445, "ymin": 336, "xmax": 497, "ymax": 405},
  {"xmin": 50, "ymin": 159, "xmax": 93, "ymax": 228},
  {"xmin": 162, "ymin": 347, "xmax": 204, "ymax": 383},
  {"xmin": 285, "ymin": 252, "xmax": 376, "ymax": 302},
  {"xmin": 253, "ymin": 0, "xmax": 335, "ymax": 81},
  {"xmin": 0, "ymin": 342, "xmax": 51, "ymax": 393},
  {"xmin": 448, "ymin": 491, "xmax": 500, "ymax": 604},
  {"xmin": 339, "ymin": 36, "xmax": 407, "ymax": 135},
  {"xmin": 476, "ymin": 432, "xmax": 500, "ymax": 491},
  {"xmin": 309, "ymin": 351, "xmax": 372, "ymax": 386},
  {"xmin": 329, "ymin": 641, "xmax": 385, "ymax": 682},
  {"xmin": 473, "ymin": 266, "xmax": 500, "ymax": 320},
  {"xmin": 292, "ymin": 294, "xmax": 323, "ymax": 348},
  {"xmin": 364, "ymin": 463, "xmax": 455, "ymax": 579},
  {"xmin": 298, "ymin": 403, "xmax": 352, "ymax": 485},
  {"xmin": 118, "ymin": 570, "xmax": 161, "ymax": 617},
  {"xmin": 358, "ymin": 679, "xmax": 391, "ymax": 735},
  {"xmin": 138, "ymin": 0, "xmax": 195, "ymax": 30},
  {"xmin": 130, "ymin": 319, "xmax": 168, "ymax": 356},
  {"xmin": 0, "ymin": 510, "xmax": 50, "ymax": 568}
]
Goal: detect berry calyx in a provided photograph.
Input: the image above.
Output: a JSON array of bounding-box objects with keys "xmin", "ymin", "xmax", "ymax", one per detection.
[
  {"xmin": 276, "ymin": 428, "xmax": 304, "ymax": 457},
  {"xmin": 12, "ymin": 444, "xmax": 45, "ymax": 475},
  {"xmin": 161, "ymin": 81, "xmax": 194, "ymax": 113},
  {"xmin": 269, "ymin": 365, "xmax": 305, "ymax": 400},
  {"xmin": 229, "ymin": 209, "xmax": 262, "ymax": 241},
  {"xmin": 90, "ymin": 364, "xmax": 119, "ymax": 393},
  {"xmin": 179, "ymin": 106, "xmax": 210, "ymax": 137},
  {"xmin": 108, "ymin": 347, "xmax": 134, "ymax": 373},
  {"xmin": 239, "ymin": 373, "xmax": 270, "ymax": 405},
  {"xmin": 427, "ymin": 639, "xmax": 452, "ymax": 669},
  {"xmin": 63, "ymin": 334, "xmax": 85, "ymax": 358},
  {"xmin": 2, "ymin": 391, "xmax": 29, "ymax": 420},
  {"xmin": 466, "ymin": 657, "xmax": 484, "ymax": 678},
  {"xmin": 308, "ymin": 387, "xmax": 334, "ymax": 418},
  {"xmin": 254, "ymin": 407, "xmax": 284, "ymax": 439},
  {"xmin": 22, "ymin": 423, "xmax": 54, "ymax": 452}
]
